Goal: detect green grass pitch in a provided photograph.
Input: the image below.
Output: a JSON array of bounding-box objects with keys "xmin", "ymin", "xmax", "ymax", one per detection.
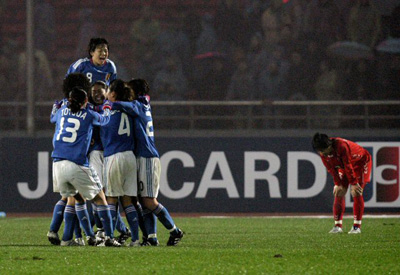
[{"xmin": 0, "ymin": 216, "xmax": 399, "ymax": 274}]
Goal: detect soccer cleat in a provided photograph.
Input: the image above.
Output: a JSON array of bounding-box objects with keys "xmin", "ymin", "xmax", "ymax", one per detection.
[
  {"xmin": 86, "ymin": 236, "xmax": 102, "ymax": 246},
  {"xmin": 348, "ymin": 226, "xmax": 361, "ymax": 234},
  {"xmin": 60, "ymin": 239, "xmax": 80, "ymax": 246},
  {"xmin": 75, "ymin": 238, "xmax": 85, "ymax": 246},
  {"xmin": 141, "ymin": 237, "xmax": 159, "ymax": 246},
  {"xmin": 95, "ymin": 229, "xmax": 105, "ymax": 240},
  {"xmin": 167, "ymin": 229, "xmax": 184, "ymax": 246},
  {"xmin": 129, "ymin": 240, "xmax": 141, "ymax": 247},
  {"xmin": 117, "ymin": 227, "xmax": 131, "ymax": 245},
  {"xmin": 329, "ymin": 226, "xmax": 343, "ymax": 234},
  {"xmin": 103, "ymin": 237, "xmax": 122, "ymax": 247},
  {"xmin": 47, "ymin": 231, "xmax": 61, "ymax": 245}
]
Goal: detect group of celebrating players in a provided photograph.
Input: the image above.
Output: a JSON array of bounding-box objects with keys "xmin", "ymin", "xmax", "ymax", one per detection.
[
  {"xmin": 46, "ymin": 36, "xmax": 372, "ymax": 247},
  {"xmin": 46, "ymin": 37, "xmax": 183, "ymax": 247}
]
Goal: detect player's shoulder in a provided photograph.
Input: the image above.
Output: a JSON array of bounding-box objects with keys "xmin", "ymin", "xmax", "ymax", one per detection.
[
  {"xmin": 106, "ymin": 59, "xmax": 117, "ymax": 72},
  {"xmin": 70, "ymin": 57, "xmax": 90, "ymax": 70}
]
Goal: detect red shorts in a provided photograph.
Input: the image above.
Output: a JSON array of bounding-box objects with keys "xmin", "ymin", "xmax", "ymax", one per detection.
[{"xmin": 336, "ymin": 158, "xmax": 372, "ymax": 189}]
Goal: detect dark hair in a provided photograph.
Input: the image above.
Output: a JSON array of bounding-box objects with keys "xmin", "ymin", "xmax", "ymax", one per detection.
[
  {"xmin": 63, "ymin": 73, "xmax": 91, "ymax": 99},
  {"xmin": 89, "ymin": 81, "xmax": 108, "ymax": 105},
  {"xmin": 109, "ymin": 79, "xmax": 134, "ymax": 101},
  {"xmin": 68, "ymin": 87, "xmax": 87, "ymax": 113},
  {"xmin": 127, "ymin": 78, "xmax": 150, "ymax": 97},
  {"xmin": 312, "ymin": 132, "xmax": 333, "ymax": 151},
  {"xmin": 88, "ymin": 37, "xmax": 109, "ymax": 58}
]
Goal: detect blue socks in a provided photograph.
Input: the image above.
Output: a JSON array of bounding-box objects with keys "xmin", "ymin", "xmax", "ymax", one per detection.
[
  {"xmin": 97, "ymin": 205, "xmax": 114, "ymax": 238},
  {"xmin": 124, "ymin": 205, "xmax": 139, "ymax": 242},
  {"xmin": 49, "ymin": 199, "xmax": 66, "ymax": 233},
  {"xmin": 91, "ymin": 202, "xmax": 103, "ymax": 230},
  {"xmin": 108, "ymin": 204, "xmax": 118, "ymax": 232},
  {"xmin": 153, "ymin": 204, "xmax": 178, "ymax": 233},
  {"xmin": 143, "ymin": 207, "xmax": 157, "ymax": 239},
  {"xmin": 75, "ymin": 203, "xmax": 94, "ymax": 237},
  {"xmin": 116, "ymin": 211, "xmax": 128, "ymax": 234},
  {"xmin": 135, "ymin": 203, "xmax": 147, "ymax": 238},
  {"xmin": 62, "ymin": 205, "xmax": 76, "ymax": 242}
]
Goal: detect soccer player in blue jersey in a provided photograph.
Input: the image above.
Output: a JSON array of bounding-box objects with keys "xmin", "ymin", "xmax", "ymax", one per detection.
[
  {"xmin": 100, "ymin": 79, "xmax": 140, "ymax": 247},
  {"xmin": 88, "ymin": 80, "xmax": 132, "ymax": 244},
  {"xmin": 47, "ymin": 73, "xmax": 92, "ymax": 245},
  {"xmin": 113, "ymin": 79, "xmax": 184, "ymax": 246},
  {"xmin": 87, "ymin": 80, "xmax": 107, "ymax": 239},
  {"xmin": 66, "ymin": 37, "xmax": 117, "ymax": 86},
  {"xmin": 50, "ymin": 84, "xmax": 120, "ymax": 247}
]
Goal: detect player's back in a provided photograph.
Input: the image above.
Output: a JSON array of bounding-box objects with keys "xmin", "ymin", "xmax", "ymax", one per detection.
[
  {"xmin": 100, "ymin": 109, "xmax": 135, "ymax": 157},
  {"xmin": 132, "ymin": 98, "xmax": 159, "ymax": 158},
  {"xmin": 334, "ymin": 137, "xmax": 370, "ymax": 163},
  {"xmin": 51, "ymin": 105, "xmax": 96, "ymax": 166}
]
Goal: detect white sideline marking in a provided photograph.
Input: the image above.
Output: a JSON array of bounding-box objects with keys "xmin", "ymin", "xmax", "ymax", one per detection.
[{"xmin": 200, "ymin": 215, "xmax": 400, "ymax": 219}]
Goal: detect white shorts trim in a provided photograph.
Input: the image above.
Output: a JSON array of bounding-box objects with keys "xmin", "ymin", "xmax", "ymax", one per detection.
[
  {"xmin": 137, "ymin": 157, "xmax": 161, "ymax": 198},
  {"xmin": 89, "ymin": 150, "xmax": 104, "ymax": 189},
  {"xmin": 104, "ymin": 151, "xmax": 137, "ymax": 197}
]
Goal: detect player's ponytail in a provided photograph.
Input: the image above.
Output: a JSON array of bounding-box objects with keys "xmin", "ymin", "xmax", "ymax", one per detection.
[{"xmin": 68, "ymin": 87, "xmax": 87, "ymax": 113}]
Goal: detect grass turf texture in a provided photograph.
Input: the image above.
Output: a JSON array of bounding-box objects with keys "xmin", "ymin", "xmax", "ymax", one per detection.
[{"xmin": 0, "ymin": 217, "xmax": 399, "ymax": 274}]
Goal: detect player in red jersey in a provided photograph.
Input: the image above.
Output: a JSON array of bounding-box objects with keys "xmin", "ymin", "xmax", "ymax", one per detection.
[{"xmin": 312, "ymin": 133, "xmax": 372, "ymax": 234}]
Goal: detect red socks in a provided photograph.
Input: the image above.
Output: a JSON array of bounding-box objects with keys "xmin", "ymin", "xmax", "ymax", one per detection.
[
  {"xmin": 352, "ymin": 195, "xmax": 364, "ymax": 228},
  {"xmin": 333, "ymin": 196, "xmax": 345, "ymax": 227}
]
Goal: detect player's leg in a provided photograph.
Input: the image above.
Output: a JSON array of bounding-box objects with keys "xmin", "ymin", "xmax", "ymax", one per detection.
[
  {"xmin": 329, "ymin": 185, "xmax": 347, "ymax": 233},
  {"xmin": 142, "ymin": 197, "xmax": 183, "ymax": 246},
  {"xmin": 47, "ymin": 196, "xmax": 67, "ymax": 245},
  {"xmin": 121, "ymin": 196, "xmax": 140, "ymax": 246},
  {"xmin": 89, "ymin": 150, "xmax": 105, "ymax": 233},
  {"xmin": 115, "ymin": 199, "xmax": 130, "ymax": 240},
  {"xmin": 92, "ymin": 191, "xmax": 121, "ymax": 247},
  {"xmin": 106, "ymin": 196, "xmax": 119, "ymax": 232},
  {"xmin": 133, "ymin": 198, "xmax": 147, "ymax": 240},
  {"xmin": 61, "ymin": 196, "xmax": 80, "ymax": 246},
  {"xmin": 47, "ymin": 163, "xmax": 67, "ymax": 245},
  {"xmin": 349, "ymin": 160, "xmax": 372, "ymax": 234}
]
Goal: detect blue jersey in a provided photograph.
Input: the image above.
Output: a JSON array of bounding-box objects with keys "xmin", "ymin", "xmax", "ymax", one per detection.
[
  {"xmin": 51, "ymin": 104, "xmax": 110, "ymax": 166},
  {"xmin": 66, "ymin": 57, "xmax": 117, "ymax": 85},
  {"xmin": 112, "ymin": 97, "xmax": 159, "ymax": 158},
  {"xmin": 100, "ymin": 109, "xmax": 135, "ymax": 157}
]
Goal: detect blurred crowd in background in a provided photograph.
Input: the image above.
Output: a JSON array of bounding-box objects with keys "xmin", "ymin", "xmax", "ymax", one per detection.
[{"xmin": 0, "ymin": 0, "xmax": 399, "ymax": 130}]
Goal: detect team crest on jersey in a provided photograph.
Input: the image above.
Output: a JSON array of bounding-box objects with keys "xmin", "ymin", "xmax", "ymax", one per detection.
[{"xmin": 346, "ymin": 142, "xmax": 400, "ymax": 207}]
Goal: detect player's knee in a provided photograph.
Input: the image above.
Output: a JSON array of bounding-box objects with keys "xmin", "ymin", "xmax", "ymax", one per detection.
[
  {"xmin": 351, "ymin": 189, "xmax": 362, "ymax": 198},
  {"xmin": 334, "ymin": 186, "xmax": 346, "ymax": 197},
  {"xmin": 142, "ymin": 197, "xmax": 158, "ymax": 210}
]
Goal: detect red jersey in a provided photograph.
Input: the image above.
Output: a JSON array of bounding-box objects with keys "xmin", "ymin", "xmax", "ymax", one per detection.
[{"xmin": 319, "ymin": 138, "xmax": 371, "ymax": 186}]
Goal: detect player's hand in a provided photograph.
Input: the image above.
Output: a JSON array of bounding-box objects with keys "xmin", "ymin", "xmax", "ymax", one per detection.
[
  {"xmin": 53, "ymin": 100, "xmax": 62, "ymax": 109},
  {"xmin": 102, "ymin": 100, "xmax": 112, "ymax": 110},
  {"xmin": 52, "ymin": 100, "xmax": 62, "ymax": 114},
  {"xmin": 353, "ymin": 183, "xmax": 363, "ymax": 196}
]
